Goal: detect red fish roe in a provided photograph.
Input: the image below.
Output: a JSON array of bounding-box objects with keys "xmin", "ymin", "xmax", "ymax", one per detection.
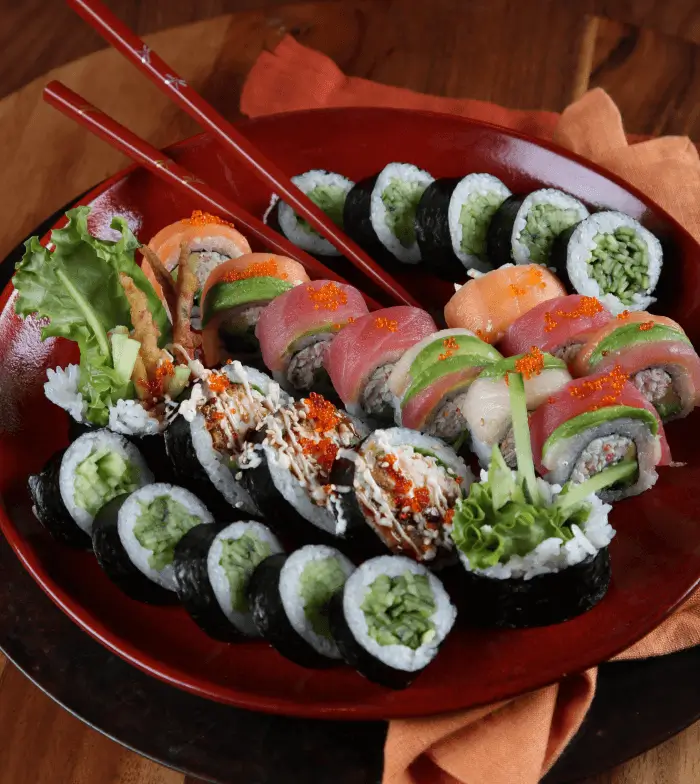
[
  {"xmin": 222, "ymin": 258, "xmax": 286, "ymax": 282},
  {"xmin": 514, "ymin": 346, "xmax": 546, "ymax": 379},
  {"xmin": 617, "ymin": 310, "xmax": 631, "ymax": 320},
  {"xmin": 303, "ymin": 392, "xmax": 341, "ymax": 433},
  {"xmin": 307, "ymin": 282, "xmax": 348, "ymax": 311},
  {"xmin": 374, "ymin": 316, "xmax": 399, "ymax": 332},
  {"xmin": 207, "ymin": 372, "xmax": 231, "ymax": 394},
  {"xmin": 544, "ymin": 296, "xmax": 604, "ymax": 332},
  {"xmin": 569, "ymin": 364, "xmax": 628, "ymax": 409},
  {"xmin": 184, "ymin": 210, "xmax": 236, "ymax": 228},
  {"xmin": 639, "ymin": 321, "xmax": 655, "ymax": 331},
  {"xmin": 299, "ymin": 437, "xmax": 338, "ymax": 474}
]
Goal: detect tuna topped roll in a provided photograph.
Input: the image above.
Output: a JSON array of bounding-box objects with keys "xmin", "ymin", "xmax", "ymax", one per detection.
[
  {"xmin": 530, "ymin": 366, "xmax": 671, "ymax": 501},
  {"xmin": 571, "ymin": 311, "xmax": 700, "ymax": 422},
  {"xmin": 256, "ymin": 280, "xmax": 369, "ymax": 396},
  {"xmin": 330, "ymin": 428, "xmax": 472, "ymax": 563},
  {"xmin": 325, "ymin": 306, "xmax": 437, "ymax": 424}
]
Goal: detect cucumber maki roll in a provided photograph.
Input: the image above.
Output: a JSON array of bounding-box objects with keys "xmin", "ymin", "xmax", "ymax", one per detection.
[
  {"xmin": 343, "ymin": 163, "xmax": 434, "ymax": 265},
  {"xmin": 265, "ymin": 170, "xmax": 355, "ymax": 257},
  {"xmin": 415, "ymin": 174, "xmax": 511, "ymax": 280},
  {"xmin": 487, "ymin": 189, "xmax": 589, "ymax": 267},
  {"xmin": 29, "ymin": 430, "xmax": 153, "ymax": 545},
  {"xmin": 92, "ymin": 483, "xmax": 213, "ymax": 603},
  {"xmin": 329, "ymin": 555, "xmax": 456, "ymax": 689},
  {"xmin": 174, "ymin": 520, "xmax": 283, "ymax": 641},
  {"xmin": 249, "ymin": 545, "xmax": 355, "ymax": 668},
  {"xmin": 550, "ymin": 211, "xmax": 663, "ymax": 315}
]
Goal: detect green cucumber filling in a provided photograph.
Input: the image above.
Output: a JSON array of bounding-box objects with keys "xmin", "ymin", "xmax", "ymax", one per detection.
[
  {"xmin": 381, "ymin": 179, "xmax": 428, "ymax": 248},
  {"xmin": 520, "ymin": 203, "xmax": 581, "ymax": 264},
  {"xmin": 458, "ymin": 191, "xmax": 506, "ymax": 256},
  {"xmin": 296, "ymin": 185, "xmax": 347, "ymax": 235},
  {"xmin": 299, "ymin": 557, "xmax": 348, "ymax": 637},
  {"xmin": 219, "ymin": 533, "xmax": 271, "ymax": 613},
  {"xmin": 73, "ymin": 447, "xmax": 140, "ymax": 517},
  {"xmin": 361, "ymin": 572, "xmax": 436, "ymax": 649},
  {"xmin": 133, "ymin": 495, "xmax": 203, "ymax": 571},
  {"xmin": 586, "ymin": 228, "xmax": 648, "ymax": 304}
]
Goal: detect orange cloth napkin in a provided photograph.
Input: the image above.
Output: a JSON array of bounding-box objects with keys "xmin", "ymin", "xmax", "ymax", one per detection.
[{"xmin": 242, "ymin": 36, "xmax": 700, "ymax": 784}]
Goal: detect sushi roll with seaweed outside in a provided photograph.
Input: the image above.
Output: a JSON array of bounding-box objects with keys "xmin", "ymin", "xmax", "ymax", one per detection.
[
  {"xmin": 551, "ymin": 211, "xmax": 663, "ymax": 315},
  {"xmin": 329, "ymin": 555, "xmax": 456, "ymax": 689},
  {"xmin": 265, "ymin": 170, "xmax": 355, "ymax": 257},
  {"xmin": 92, "ymin": 483, "xmax": 213, "ymax": 604},
  {"xmin": 174, "ymin": 520, "xmax": 283, "ymax": 641},
  {"xmin": 343, "ymin": 163, "xmax": 434, "ymax": 266},
  {"xmin": 415, "ymin": 173, "xmax": 511, "ymax": 280},
  {"xmin": 249, "ymin": 545, "xmax": 355, "ymax": 668},
  {"xmin": 330, "ymin": 428, "xmax": 471, "ymax": 564},
  {"xmin": 487, "ymin": 189, "xmax": 589, "ymax": 267},
  {"xmin": 28, "ymin": 430, "xmax": 153, "ymax": 546}
]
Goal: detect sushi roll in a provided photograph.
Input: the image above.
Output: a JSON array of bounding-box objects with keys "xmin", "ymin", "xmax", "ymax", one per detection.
[
  {"xmin": 499, "ymin": 294, "xmax": 612, "ymax": 363},
  {"xmin": 165, "ymin": 361, "xmax": 288, "ymax": 517},
  {"xmin": 464, "ymin": 349, "xmax": 572, "ymax": 468},
  {"xmin": 487, "ymin": 189, "xmax": 589, "ymax": 266},
  {"xmin": 551, "ymin": 211, "xmax": 663, "ymax": 315},
  {"xmin": 174, "ymin": 520, "xmax": 283, "ymax": 641},
  {"xmin": 249, "ymin": 545, "xmax": 355, "ymax": 668},
  {"xmin": 343, "ymin": 163, "xmax": 434, "ymax": 265},
  {"xmin": 330, "ymin": 429, "xmax": 471, "ymax": 563},
  {"xmin": 444, "ymin": 264, "xmax": 566, "ymax": 344},
  {"xmin": 92, "ymin": 483, "xmax": 213, "ymax": 604},
  {"xmin": 28, "ymin": 429, "xmax": 153, "ymax": 545},
  {"xmin": 414, "ymin": 173, "xmax": 511, "ymax": 280},
  {"xmin": 265, "ymin": 170, "xmax": 355, "ymax": 257},
  {"xmin": 242, "ymin": 393, "xmax": 368, "ymax": 539},
  {"xmin": 530, "ymin": 366, "xmax": 671, "ymax": 501},
  {"xmin": 571, "ymin": 312, "xmax": 700, "ymax": 422},
  {"xmin": 199, "ymin": 253, "xmax": 310, "ymax": 367},
  {"xmin": 329, "ymin": 555, "xmax": 456, "ymax": 689},
  {"xmin": 324, "ymin": 306, "xmax": 437, "ymax": 424},
  {"xmin": 256, "ymin": 279, "xmax": 369, "ymax": 396}
]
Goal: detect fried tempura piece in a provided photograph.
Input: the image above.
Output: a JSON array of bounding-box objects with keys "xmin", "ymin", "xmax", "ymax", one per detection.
[
  {"xmin": 141, "ymin": 245, "xmax": 178, "ymax": 316},
  {"xmin": 173, "ymin": 242, "xmax": 201, "ymax": 354},
  {"xmin": 119, "ymin": 272, "xmax": 163, "ymax": 377}
]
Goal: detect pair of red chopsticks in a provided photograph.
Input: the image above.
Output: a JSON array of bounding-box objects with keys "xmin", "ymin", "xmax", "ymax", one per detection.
[{"xmin": 44, "ymin": 0, "xmax": 421, "ymax": 312}]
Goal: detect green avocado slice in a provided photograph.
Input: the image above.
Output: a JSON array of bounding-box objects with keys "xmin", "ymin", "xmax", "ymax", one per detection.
[
  {"xmin": 588, "ymin": 323, "xmax": 690, "ymax": 368},
  {"xmin": 478, "ymin": 352, "xmax": 566, "ymax": 379},
  {"xmin": 543, "ymin": 405, "xmax": 658, "ymax": 455},
  {"xmin": 402, "ymin": 354, "xmax": 486, "ymax": 406},
  {"xmin": 201, "ymin": 277, "xmax": 293, "ymax": 328},
  {"xmin": 409, "ymin": 334, "xmax": 501, "ymax": 382}
]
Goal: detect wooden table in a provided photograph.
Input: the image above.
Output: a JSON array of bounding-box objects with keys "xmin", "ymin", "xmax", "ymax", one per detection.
[{"xmin": 1, "ymin": 2, "xmax": 699, "ymax": 782}]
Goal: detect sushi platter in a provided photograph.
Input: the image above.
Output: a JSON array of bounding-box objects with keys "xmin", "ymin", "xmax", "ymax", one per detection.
[{"xmin": 2, "ymin": 107, "xmax": 700, "ymax": 720}]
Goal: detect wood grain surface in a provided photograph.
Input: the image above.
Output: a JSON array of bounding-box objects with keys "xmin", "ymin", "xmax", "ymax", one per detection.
[{"xmin": 1, "ymin": 1, "xmax": 699, "ymax": 782}]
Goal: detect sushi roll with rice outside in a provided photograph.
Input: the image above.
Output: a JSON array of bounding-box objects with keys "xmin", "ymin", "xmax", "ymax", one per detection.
[
  {"xmin": 265, "ymin": 170, "xmax": 355, "ymax": 257},
  {"xmin": 28, "ymin": 429, "xmax": 153, "ymax": 546},
  {"xmin": 330, "ymin": 428, "xmax": 472, "ymax": 564},
  {"xmin": 329, "ymin": 555, "xmax": 456, "ymax": 689},
  {"xmin": 174, "ymin": 520, "xmax": 283, "ymax": 641},
  {"xmin": 551, "ymin": 211, "xmax": 662, "ymax": 315},
  {"xmin": 343, "ymin": 163, "xmax": 434, "ymax": 265},
  {"xmin": 415, "ymin": 173, "xmax": 511, "ymax": 280},
  {"xmin": 249, "ymin": 545, "xmax": 355, "ymax": 668},
  {"xmin": 92, "ymin": 483, "xmax": 213, "ymax": 604},
  {"xmin": 487, "ymin": 189, "xmax": 589, "ymax": 267}
]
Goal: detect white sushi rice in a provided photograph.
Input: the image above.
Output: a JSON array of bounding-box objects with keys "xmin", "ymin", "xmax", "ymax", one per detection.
[
  {"xmin": 276, "ymin": 170, "xmax": 355, "ymax": 256},
  {"xmin": 511, "ymin": 189, "xmax": 589, "ymax": 264},
  {"xmin": 108, "ymin": 398, "xmax": 162, "ymax": 436},
  {"xmin": 44, "ymin": 364, "xmax": 86, "ymax": 422},
  {"xmin": 458, "ymin": 473, "xmax": 615, "ymax": 580},
  {"xmin": 343, "ymin": 555, "xmax": 456, "ymax": 672},
  {"xmin": 565, "ymin": 211, "xmax": 663, "ymax": 315},
  {"xmin": 371, "ymin": 163, "xmax": 434, "ymax": 264},
  {"xmin": 447, "ymin": 173, "xmax": 511, "ymax": 271},
  {"xmin": 119, "ymin": 483, "xmax": 213, "ymax": 591},
  {"xmin": 207, "ymin": 521, "xmax": 283, "ymax": 637},
  {"xmin": 59, "ymin": 430, "xmax": 153, "ymax": 535},
  {"xmin": 279, "ymin": 545, "xmax": 355, "ymax": 659}
]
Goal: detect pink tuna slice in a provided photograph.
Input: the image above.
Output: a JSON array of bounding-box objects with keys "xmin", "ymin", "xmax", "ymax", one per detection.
[
  {"xmin": 325, "ymin": 306, "xmax": 437, "ymax": 408},
  {"xmin": 400, "ymin": 366, "xmax": 483, "ymax": 431},
  {"xmin": 256, "ymin": 280, "xmax": 369, "ymax": 373}
]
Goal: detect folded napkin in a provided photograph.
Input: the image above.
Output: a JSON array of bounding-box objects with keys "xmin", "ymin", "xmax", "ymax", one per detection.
[{"xmin": 242, "ymin": 36, "xmax": 700, "ymax": 784}]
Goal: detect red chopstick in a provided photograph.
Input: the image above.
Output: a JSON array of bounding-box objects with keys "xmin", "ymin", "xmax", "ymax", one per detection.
[
  {"xmin": 65, "ymin": 0, "xmax": 420, "ymax": 309},
  {"xmin": 43, "ymin": 81, "xmax": 382, "ymax": 311}
]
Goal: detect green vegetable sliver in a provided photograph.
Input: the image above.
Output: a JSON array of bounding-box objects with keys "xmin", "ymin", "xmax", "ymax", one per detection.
[
  {"xmin": 519, "ymin": 203, "xmax": 581, "ymax": 264},
  {"xmin": 299, "ymin": 556, "xmax": 348, "ymax": 638},
  {"xmin": 133, "ymin": 495, "xmax": 203, "ymax": 571},
  {"xmin": 295, "ymin": 184, "xmax": 347, "ymax": 235},
  {"xmin": 73, "ymin": 447, "xmax": 139, "ymax": 517},
  {"xmin": 508, "ymin": 372, "xmax": 541, "ymax": 505},
  {"xmin": 585, "ymin": 227, "xmax": 650, "ymax": 305},
  {"xmin": 219, "ymin": 533, "xmax": 271, "ymax": 613},
  {"xmin": 458, "ymin": 191, "xmax": 506, "ymax": 257},
  {"xmin": 381, "ymin": 179, "xmax": 428, "ymax": 248},
  {"xmin": 556, "ymin": 460, "xmax": 637, "ymax": 512}
]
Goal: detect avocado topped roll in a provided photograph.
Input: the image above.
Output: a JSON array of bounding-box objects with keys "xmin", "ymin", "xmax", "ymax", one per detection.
[
  {"xmin": 488, "ymin": 189, "xmax": 589, "ymax": 267},
  {"xmin": 344, "ymin": 163, "xmax": 434, "ymax": 265},
  {"xmin": 265, "ymin": 170, "xmax": 355, "ymax": 257},
  {"xmin": 551, "ymin": 211, "xmax": 663, "ymax": 315}
]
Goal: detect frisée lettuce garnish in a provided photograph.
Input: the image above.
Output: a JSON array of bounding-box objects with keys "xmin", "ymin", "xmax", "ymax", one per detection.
[
  {"xmin": 450, "ymin": 371, "xmax": 635, "ymax": 569},
  {"xmin": 13, "ymin": 207, "xmax": 171, "ymax": 426}
]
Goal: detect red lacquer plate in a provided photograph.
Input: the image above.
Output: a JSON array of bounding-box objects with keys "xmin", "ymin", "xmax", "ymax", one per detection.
[{"xmin": 2, "ymin": 108, "xmax": 700, "ymax": 720}]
